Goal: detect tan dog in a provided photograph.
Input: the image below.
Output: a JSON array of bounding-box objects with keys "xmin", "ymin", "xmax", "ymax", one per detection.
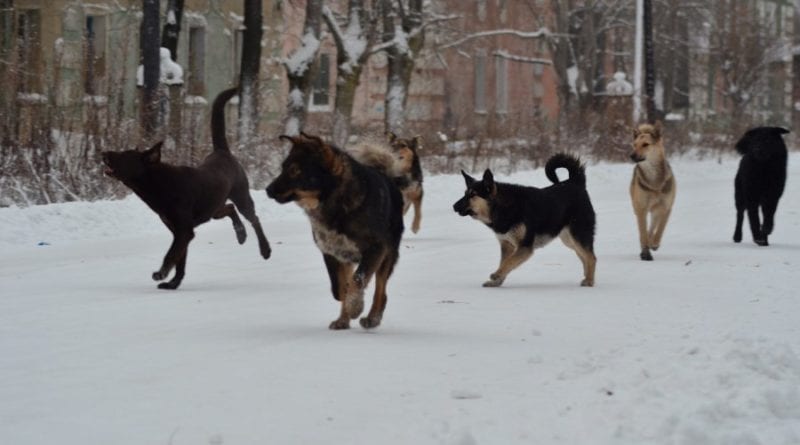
[{"xmin": 629, "ymin": 121, "xmax": 676, "ymax": 261}]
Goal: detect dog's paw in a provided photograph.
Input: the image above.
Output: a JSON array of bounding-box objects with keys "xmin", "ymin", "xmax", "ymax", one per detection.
[
  {"xmin": 359, "ymin": 315, "xmax": 382, "ymax": 329},
  {"xmin": 260, "ymin": 244, "xmax": 272, "ymax": 260},
  {"xmin": 755, "ymin": 238, "xmax": 769, "ymax": 247},
  {"xmin": 411, "ymin": 223, "xmax": 420, "ymax": 234},
  {"xmin": 152, "ymin": 270, "xmax": 167, "ymax": 281},
  {"xmin": 733, "ymin": 232, "xmax": 742, "ymax": 243},
  {"xmin": 640, "ymin": 251, "xmax": 653, "ymax": 261},
  {"xmin": 328, "ymin": 318, "xmax": 350, "ymax": 330},
  {"xmin": 649, "ymin": 244, "xmax": 660, "ymax": 251},
  {"xmin": 157, "ymin": 281, "xmax": 180, "ymax": 290},
  {"xmin": 580, "ymin": 278, "xmax": 594, "ymax": 287},
  {"xmin": 235, "ymin": 226, "xmax": 247, "ymax": 244},
  {"xmin": 482, "ymin": 277, "xmax": 504, "ymax": 287}
]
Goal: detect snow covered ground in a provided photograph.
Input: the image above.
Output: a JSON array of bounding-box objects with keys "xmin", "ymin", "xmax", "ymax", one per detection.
[{"xmin": 1, "ymin": 154, "xmax": 799, "ymax": 444}]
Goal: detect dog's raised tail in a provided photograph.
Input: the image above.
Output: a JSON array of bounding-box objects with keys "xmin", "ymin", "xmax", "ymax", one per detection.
[
  {"xmin": 545, "ymin": 153, "xmax": 586, "ymax": 187},
  {"xmin": 211, "ymin": 87, "xmax": 239, "ymax": 152},
  {"xmin": 346, "ymin": 141, "xmax": 401, "ymax": 177}
]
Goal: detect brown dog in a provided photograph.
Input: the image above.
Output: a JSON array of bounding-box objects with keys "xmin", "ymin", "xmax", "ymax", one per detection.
[
  {"xmin": 101, "ymin": 88, "xmax": 271, "ymax": 289},
  {"xmin": 629, "ymin": 121, "xmax": 676, "ymax": 261}
]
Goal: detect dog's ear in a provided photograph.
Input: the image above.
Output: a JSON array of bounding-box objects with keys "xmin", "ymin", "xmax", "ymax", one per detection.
[
  {"xmin": 143, "ymin": 141, "xmax": 162, "ymax": 164},
  {"xmin": 300, "ymin": 131, "xmax": 325, "ymax": 145},
  {"xmin": 386, "ymin": 131, "xmax": 397, "ymax": 143},
  {"xmin": 632, "ymin": 127, "xmax": 640, "ymax": 139},
  {"xmin": 482, "ymin": 169, "xmax": 496, "ymax": 195},
  {"xmin": 279, "ymin": 134, "xmax": 297, "ymax": 144},
  {"xmin": 461, "ymin": 170, "xmax": 476, "ymax": 187},
  {"xmin": 653, "ymin": 120, "xmax": 663, "ymax": 140}
]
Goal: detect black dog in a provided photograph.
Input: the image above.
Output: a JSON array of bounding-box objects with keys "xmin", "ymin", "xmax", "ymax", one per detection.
[
  {"xmin": 453, "ymin": 154, "xmax": 596, "ymax": 287},
  {"xmin": 733, "ymin": 126, "xmax": 789, "ymax": 246},
  {"xmin": 101, "ymin": 87, "xmax": 271, "ymax": 289},
  {"xmin": 266, "ymin": 132, "xmax": 404, "ymax": 330}
]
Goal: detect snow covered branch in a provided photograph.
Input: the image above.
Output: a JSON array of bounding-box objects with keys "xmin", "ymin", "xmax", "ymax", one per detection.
[{"xmin": 437, "ymin": 28, "xmax": 555, "ymax": 51}]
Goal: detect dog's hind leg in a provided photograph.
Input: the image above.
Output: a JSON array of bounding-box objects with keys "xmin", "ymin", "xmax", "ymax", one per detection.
[
  {"xmin": 484, "ymin": 245, "xmax": 532, "ymax": 287},
  {"xmin": 360, "ymin": 252, "xmax": 398, "ymax": 329},
  {"xmin": 352, "ymin": 246, "xmax": 387, "ymax": 290},
  {"xmin": 230, "ymin": 189, "xmax": 272, "ymax": 259},
  {"xmin": 213, "ymin": 203, "xmax": 246, "ymax": 244},
  {"xmin": 560, "ymin": 229, "xmax": 596, "ymax": 287},
  {"xmin": 152, "ymin": 228, "xmax": 194, "ymax": 288}
]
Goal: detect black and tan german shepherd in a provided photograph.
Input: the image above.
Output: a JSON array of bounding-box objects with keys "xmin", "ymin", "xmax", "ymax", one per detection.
[
  {"xmin": 266, "ymin": 132, "xmax": 404, "ymax": 330},
  {"xmin": 346, "ymin": 132, "xmax": 424, "ymax": 233},
  {"xmin": 453, "ymin": 154, "xmax": 596, "ymax": 287},
  {"xmin": 733, "ymin": 126, "xmax": 789, "ymax": 246},
  {"xmin": 101, "ymin": 87, "xmax": 271, "ymax": 289}
]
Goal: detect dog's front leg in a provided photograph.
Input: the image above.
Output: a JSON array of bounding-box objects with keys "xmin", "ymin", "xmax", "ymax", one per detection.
[
  {"xmin": 484, "ymin": 245, "xmax": 532, "ymax": 287},
  {"xmin": 157, "ymin": 250, "xmax": 187, "ymax": 290},
  {"xmin": 485, "ymin": 240, "xmax": 514, "ymax": 287},
  {"xmin": 153, "ymin": 229, "xmax": 195, "ymax": 286},
  {"xmin": 352, "ymin": 246, "xmax": 387, "ymax": 291},
  {"xmin": 324, "ymin": 254, "xmax": 361, "ymax": 330}
]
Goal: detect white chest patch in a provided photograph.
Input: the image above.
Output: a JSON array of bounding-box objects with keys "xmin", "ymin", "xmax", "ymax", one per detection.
[{"xmin": 309, "ymin": 217, "xmax": 361, "ymax": 263}]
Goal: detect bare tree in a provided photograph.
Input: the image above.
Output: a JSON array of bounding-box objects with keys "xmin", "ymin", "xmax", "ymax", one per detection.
[
  {"xmin": 643, "ymin": 0, "xmax": 656, "ymax": 121},
  {"xmin": 238, "ymin": 0, "xmax": 263, "ymax": 146},
  {"xmin": 140, "ymin": 0, "xmax": 161, "ymax": 136},
  {"xmin": 322, "ymin": 0, "xmax": 376, "ymax": 146},
  {"xmin": 161, "ymin": 0, "xmax": 184, "ymax": 61},
  {"xmin": 282, "ymin": 0, "xmax": 323, "ymax": 135}
]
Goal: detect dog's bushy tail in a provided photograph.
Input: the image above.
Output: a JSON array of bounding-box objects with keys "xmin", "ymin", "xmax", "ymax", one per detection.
[
  {"xmin": 211, "ymin": 87, "xmax": 239, "ymax": 152},
  {"xmin": 735, "ymin": 127, "xmax": 789, "ymax": 159},
  {"xmin": 346, "ymin": 141, "xmax": 401, "ymax": 177},
  {"xmin": 545, "ymin": 153, "xmax": 586, "ymax": 187}
]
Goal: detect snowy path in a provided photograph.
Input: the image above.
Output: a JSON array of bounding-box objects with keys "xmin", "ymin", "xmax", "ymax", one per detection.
[{"xmin": 1, "ymin": 155, "xmax": 799, "ymax": 444}]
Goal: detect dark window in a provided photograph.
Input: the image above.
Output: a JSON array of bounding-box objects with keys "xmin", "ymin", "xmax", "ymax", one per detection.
[
  {"xmin": 188, "ymin": 26, "xmax": 205, "ymax": 95},
  {"xmin": 474, "ymin": 54, "xmax": 486, "ymax": 113},
  {"xmin": 84, "ymin": 15, "xmax": 107, "ymax": 95},
  {"xmin": 0, "ymin": 0, "xmax": 13, "ymax": 55},
  {"xmin": 16, "ymin": 8, "xmax": 41, "ymax": 93},
  {"xmin": 311, "ymin": 53, "xmax": 330, "ymax": 108}
]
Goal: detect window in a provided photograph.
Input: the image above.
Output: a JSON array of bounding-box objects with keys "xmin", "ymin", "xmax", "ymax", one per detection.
[
  {"xmin": 84, "ymin": 15, "xmax": 107, "ymax": 95},
  {"xmin": 310, "ymin": 53, "xmax": 331, "ymax": 110},
  {"xmin": 233, "ymin": 29, "xmax": 243, "ymax": 81},
  {"xmin": 495, "ymin": 56, "xmax": 508, "ymax": 113},
  {"xmin": 477, "ymin": 0, "xmax": 486, "ymax": 22},
  {"xmin": 16, "ymin": 9, "xmax": 41, "ymax": 93},
  {"xmin": 0, "ymin": 0, "xmax": 12, "ymax": 55},
  {"xmin": 188, "ymin": 26, "xmax": 205, "ymax": 95},
  {"xmin": 474, "ymin": 54, "xmax": 487, "ymax": 113}
]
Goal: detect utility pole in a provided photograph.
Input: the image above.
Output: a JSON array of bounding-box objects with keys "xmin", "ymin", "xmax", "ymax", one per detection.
[{"xmin": 643, "ymin": 0, "xmax": 656, "ymax": 122}]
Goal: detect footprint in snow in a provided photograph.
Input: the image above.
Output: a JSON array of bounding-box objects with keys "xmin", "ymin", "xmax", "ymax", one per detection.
[{"xmin": 450, "ymin": 390, "xmax": 482, "ymax": 400}]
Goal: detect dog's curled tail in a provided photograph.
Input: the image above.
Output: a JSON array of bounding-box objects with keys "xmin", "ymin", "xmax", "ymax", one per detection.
[
  {"xmin": 346, "ymin": 141, "xmax": 401, "ymax": 177},
  {"xmin": 545, "ymin": 153, "xmax": 586, "ymax": 187},
  {"xmin": 211, "ymin": 87, "xmax": 239, "ymax": 152}
]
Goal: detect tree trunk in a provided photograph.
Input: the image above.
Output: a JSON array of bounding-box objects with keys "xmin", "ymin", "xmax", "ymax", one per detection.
[
  {"xmin": 141, "ymin": 0, "xmax": 161, "ymax": 137},
  {"xmin": 238, "ymin": 0, "xmax": 263, "ymax": 147},
  {"xmin": 381, "ymin": 0, "xmax": 423, "ymax": 134},
  {"xmin": 161, "ymin": 0, "xmax": 184, "ymax": 61},
  {"xmin": 643, "ymin": 0, "xmax": 656, "ymax": 122},
  {"xmin": 325, "ymin": 0, "xmax": 371, "ymax": 147},
  {"xmin": 793, "ymin": 0, "xmax": 800, "ymax": 133},
  {"xmin": 283, "ymin": 0, "xmax": 323, "ymax": 135}
]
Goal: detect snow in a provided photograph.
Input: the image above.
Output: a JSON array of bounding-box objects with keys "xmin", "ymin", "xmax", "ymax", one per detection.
[
  {"xmin": 166, "ymin": 9, "xmax": 176, "ymax": 25},
  {"xmin": 2, "ymin": 154, "xmax": 800, "ymax": 444},
  {"xmin": 136, "ymin": 48, "xmax": 184, "ymax": 86},
  {"xmin": 606, "ymin": 71, "xmax": 633, "ymax": 95},
  {"xmin": 284, "ymin": 31, "xmax": 321, "ymax": 76}
]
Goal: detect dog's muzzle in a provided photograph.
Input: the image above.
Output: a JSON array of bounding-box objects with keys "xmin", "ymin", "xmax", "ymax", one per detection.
[
  {"xmin": 630, "ymin": 153, "xmax": 645, "ymax": 163},
  {"xmin": 453, "ymin": 200, "xmax": 473, "ymax": 217},
  {"xmin": 266, "ymin": 182, "xmax": 293, "ymax": 203}
]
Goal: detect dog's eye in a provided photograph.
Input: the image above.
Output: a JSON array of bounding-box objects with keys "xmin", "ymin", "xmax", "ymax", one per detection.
[{"xmin": 288, "ymin": 164, "xmax": 301, "ymax": 178}]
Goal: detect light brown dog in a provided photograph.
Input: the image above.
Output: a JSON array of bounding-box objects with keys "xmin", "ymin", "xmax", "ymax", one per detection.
[{"xmin": 629, "ymin": 121, "xmax": 676, "ymax": 261}]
